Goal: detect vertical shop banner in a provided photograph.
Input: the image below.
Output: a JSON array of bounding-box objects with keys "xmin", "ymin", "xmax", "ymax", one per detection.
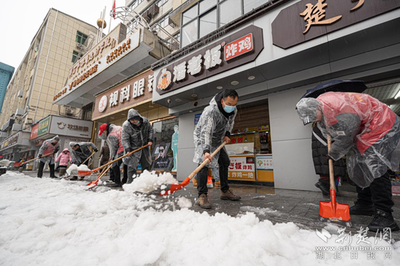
[
  {"xmin": 194, "ymin": 113, "xmax": 201, "ymax": 125},
  {"xmin": 30, "ymin": 123, "xmax": 39, "ymax": 139},
  {"xmin": 37, "ymin": 116, "xmax": 51, "ymax": 137}
]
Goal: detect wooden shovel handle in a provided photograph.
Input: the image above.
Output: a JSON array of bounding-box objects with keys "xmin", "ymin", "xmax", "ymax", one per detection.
[
  {"xmin": 81, "ymin": 151, "xmax": 96, "ymax": 166},
  {"xmin": 91, "ymin": 144, "xmax": 150, "ymax": 173},
  {"xmin": 327, "ymin": 135, "xmax": 336, "ymax": 191},
  {"xmin": 21, "ymin": 152, "xmax": 53, "ymax": 165},
  {"xmin": 188, "ymin": 142, "xmax": 227, "ymax": 180}
]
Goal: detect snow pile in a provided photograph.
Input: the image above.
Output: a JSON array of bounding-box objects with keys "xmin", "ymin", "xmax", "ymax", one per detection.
[
  {"xmin": 66, "ymin": 164, "xmax": 78, "ymax": 175},
  {"xmin": 0, "ymin": 172, "xmax": 399, "ymax": 266},
  {"xmin": 124, "ymin": 170, "xmax": 178, "ymax": 193},
  {"xmin": 0, "ymin": 159, "xmax": 12, "ymax": 167},
  {"xmin": 77, "ymin": 164, "xmax": 91, "ymax": 171},
  {"xmin": 177, "ymin": 196, "xmax": 193, "ymax": 209}
]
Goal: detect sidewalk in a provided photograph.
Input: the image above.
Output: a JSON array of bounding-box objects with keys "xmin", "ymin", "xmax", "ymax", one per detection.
[{"xmin": 20, "ymin": 170, "xmax": 400, "ymax": 240}]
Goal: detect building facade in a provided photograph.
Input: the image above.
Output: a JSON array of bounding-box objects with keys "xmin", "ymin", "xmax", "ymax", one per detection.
[
  {"xmin": 151, "ymin": 0, "xmax": 400, "ymax": 191},
  {"xmin": 0, "ymin": 8, "xmax": 98, "ymax": 161},
  {"xmin": 0, "ymin": 62, "xmax": 15, "ymax": 114}
]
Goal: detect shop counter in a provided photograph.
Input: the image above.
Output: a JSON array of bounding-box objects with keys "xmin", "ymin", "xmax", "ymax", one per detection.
[
  {"xmin": 228, "ymin": 154, "xmax": 256, "ymax": 181},
  {"xmin": 255, "ymin": 154, "xmax": 274, "ymax": 182}
]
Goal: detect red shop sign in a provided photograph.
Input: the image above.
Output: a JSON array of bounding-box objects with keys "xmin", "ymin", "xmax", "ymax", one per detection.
[{"xmin": 224, "ymin": 33, "xmax": 253, "ymax": 61}]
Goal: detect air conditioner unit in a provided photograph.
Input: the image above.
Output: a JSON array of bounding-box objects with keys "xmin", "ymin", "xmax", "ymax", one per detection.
[
  {"xmin": 15, "ymin": 108, "xmax": 24, "ymax": 117},
  {"xmin": 17, "ymin": 90, "xmax": 24, "ymax": 98},
  {"xmin": 0, "ymin": 132, "xmax": 7, "ymax": 138},
  {"xmin": 11, "ymin": 124, "xmax": 22, "ymax": 131}
]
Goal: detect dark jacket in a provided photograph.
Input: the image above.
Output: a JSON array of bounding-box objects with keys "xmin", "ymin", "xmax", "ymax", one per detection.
[
  {"xmin": 100, "ymin": 144, "xmax": 110, "ymax": 165},
  {"xmin": 312, "ymin": 124, "xmax": 346, "ymax": 178},
  {"xmin": 121, "ymin": 109, "xmax": 153, "ymax": 169}
]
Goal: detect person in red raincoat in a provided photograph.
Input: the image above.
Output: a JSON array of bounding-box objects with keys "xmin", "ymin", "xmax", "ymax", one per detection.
[{"xmin": 296, "ymin": 92, "xmax": 400, "ymax": 232}]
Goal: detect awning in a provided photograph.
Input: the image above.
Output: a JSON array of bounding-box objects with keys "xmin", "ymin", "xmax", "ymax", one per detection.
[{"xmin": 53, "ymin": 26, "xmax": 170, "ymax": 108}]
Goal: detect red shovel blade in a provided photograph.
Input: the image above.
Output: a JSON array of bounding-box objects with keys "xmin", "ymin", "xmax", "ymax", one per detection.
[
  {"xmin": 319, "ymin": 189, "xmax": 351, "ymax": 222},
  {"xmin": 78, "ymin": 170, "xmax": 93, "ymax": 177},
  {"xmin": 158, "ymin": 177, "xmax": 191, "ymax": 196}
]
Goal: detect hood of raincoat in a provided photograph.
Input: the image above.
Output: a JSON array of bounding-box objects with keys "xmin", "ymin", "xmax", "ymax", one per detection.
[
  {"xmin": 127, "ymin": 109, "xmax": 143, "ymax": 124},
  {"xmin": 69, "ymin": 142, "xmax": 79, "ymax": 148},
  {"xmin": 296, "ymin": 98, "xmax": 321, "ymax": 125},
  {"xmin": 62, "ymin": 148, "xmax": 69, "ymax": 153}
]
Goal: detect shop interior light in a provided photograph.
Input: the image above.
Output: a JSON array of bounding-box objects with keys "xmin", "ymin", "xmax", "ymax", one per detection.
[
  {"xmin": 175, "ymin": 98, "xmax": 182, "ymax": 102},
  {"xmin": 231, "ymin": 81, "xmax": 239, "ymax": 85},
  {"xmin": 191, "ymin": 94, "xmax": 197, "ymax": 98},
  {"xmin": 248, "ymin": 76, "xmax": 255, "ymax": 80},
  {"xmin": 216, "ymin": 86, "xmax": 223, "ymax": 89},
  {"xmin": 394, "ymin": 84, "xmax": 400, "ymax": 99}
]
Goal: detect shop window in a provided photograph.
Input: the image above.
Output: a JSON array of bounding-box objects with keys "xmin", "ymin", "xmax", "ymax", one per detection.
[
  {"xmin": 75, "ymin": 31, "xmax": 88, "ymax": 45},
  {"xmin": 151, "ymin": 117, "xmax": 178, "ymax": 165},
  {"xmin": 72, "ymin": 50, "xmax": 79, "ymax": 63},
  {"xmin": 220, "ymin": 0, "xmax": 242, "ymax": 27},
  {"xmin": 199, "ymin": 9, "xmax": 217, "ymax": 38}
]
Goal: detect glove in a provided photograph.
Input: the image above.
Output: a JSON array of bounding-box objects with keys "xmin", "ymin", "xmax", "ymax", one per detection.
[
  {"xmin": 126, "ymin": 148, "xmax": 133, "ymax": 153},
  {"xmin": 94, "ymin": 149, "xmax": 98, "ymax": 152},
  {"xmin": 38, "ymin": 154, "xmax": 42, "ymax": 158}
]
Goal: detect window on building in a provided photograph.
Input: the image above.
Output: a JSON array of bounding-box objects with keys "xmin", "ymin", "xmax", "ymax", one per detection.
[
  {"xmin": 220, "ymin": 0, "xmax": 242, "ymax": 27},
  {"xmin": 72, "ymin": 51, "xmax": 79, "ymax": 63},
  {"xmin": 180, "ymin": 0, "xmax": 268, "ymax": 48},
  {"xmin": 199, "ymin": 9, "xmax": 217, "ymax": 38},
  {"xmin": 75, "ymin": 31, "xmax": 88, "ymax": 45},
  {"xmin": 182, "ymin": 19, "xmax": 198, "ymax": 47},
  {"xmin": 244, "ymin": 0, "xmax": 269, "ymax": 13}
]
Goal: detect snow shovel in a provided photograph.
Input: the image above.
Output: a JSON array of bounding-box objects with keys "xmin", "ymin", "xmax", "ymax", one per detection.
[
  {"xmin": 19, "ymin": 152, "xmax": 54, "ymax": 166},
  {"xmin": 157, "ymin": 141, "xmax": 227, "ymax": 196},
  {"xmin": 80, "ymin": 151, "xmax": 96, "ymax": 166},
  {"xmin": 87, "ymin": 164, "xmax": 113, "ymax": 189},
  {"xmin": 77, "ymin": 144, "xmax": 150, "ymax": 177},
  {"xmin": 319, "ymin": 135, "xmax": 352, "ymax": 227}
]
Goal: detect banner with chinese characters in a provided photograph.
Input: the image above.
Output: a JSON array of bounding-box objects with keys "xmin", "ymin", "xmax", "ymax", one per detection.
[
  {"xmin": 272, "ymin": 0, "xmax": 400, "ymax": 49},
  {"xmin": 155, "ymin": 25, "xmax": 263, "ymax": 95},
  {"xmin": 92, "ymin": 69, "xmax": 154, "ymax": 120},
  {"xmin": 228, "ymin": 155, "xmax": 256, "ymax": 181}
]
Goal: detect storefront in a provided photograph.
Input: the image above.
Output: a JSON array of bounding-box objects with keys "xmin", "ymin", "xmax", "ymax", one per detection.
[
  {"xmin": 0, "ymin": 131, "xmax": 31, "ymax": 163},
  {"xmin": 92, "ymin": 69, "xmax": 178, "ymax": 172},
  {"xmin": 29, "ymin": 115, "xmax": 93, "ymax": 169},
  {"xmin": 151, "ymin": 0, "xmax": 400, "ymax": 191}
]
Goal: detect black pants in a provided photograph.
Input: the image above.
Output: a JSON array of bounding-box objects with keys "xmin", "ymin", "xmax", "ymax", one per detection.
[
  {"xmin": 111, "ymin": 159, "xmax": 128, "ymax": 184},
  {"xmin": 126, "ymin": 153, "xmax": 152, "ymax": 184},
  {"xmin": 197, "ymin": 148, "xmax": 230, "ymax": 196},
  {"xmin": 37, "ymin": 161, "xmax": 55, "ymax": 178},
  {"xmin": 356, "ymin": 171, "xmax": 394, "ymax": 213}
]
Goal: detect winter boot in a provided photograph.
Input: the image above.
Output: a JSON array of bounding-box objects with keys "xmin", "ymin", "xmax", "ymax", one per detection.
[
  {"xmin": 349, "ymin": 201, "xmax": 374, "ymax": 216},
  {"xmin": 368, "ymin": 209, "xmax": 399, "ymax": 232},
  {"xmin": 315, "ymin": 179, "xmax": 329, "ymax": 196},
  {"xmin": 196, "ymin": 194, "xmax": 211, "ymax": 209},
  {"xmin": 214, "ymin": 181, "xmax": 221, "ymax": 188},
  {"xmin": 220, "ymin": 190, "xmax": 241, "ymax": 201}
]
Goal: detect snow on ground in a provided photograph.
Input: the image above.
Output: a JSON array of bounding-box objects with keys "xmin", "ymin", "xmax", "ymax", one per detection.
[
  {"xmin": 1, "ymin": 171, "xmax": 400, "ymax": 266},
  {"xmin": 123, "ymin": 170, "xmax": 178, "ymax": 194}
]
